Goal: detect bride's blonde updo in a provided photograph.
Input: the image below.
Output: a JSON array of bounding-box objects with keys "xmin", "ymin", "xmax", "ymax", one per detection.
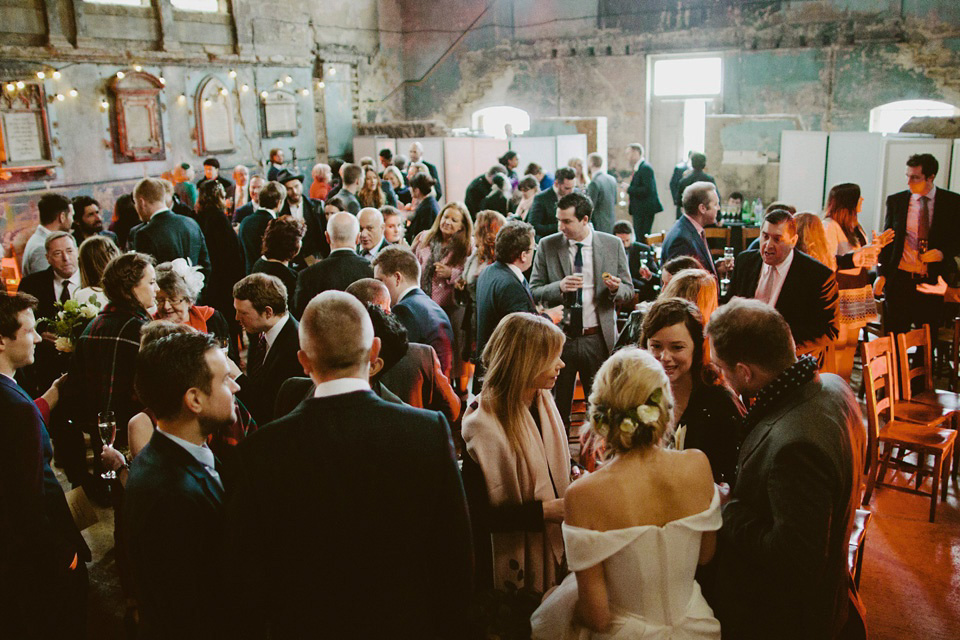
[{"xmin": 586, "ymin": 348, "xmax": 674, "ymax": 455}]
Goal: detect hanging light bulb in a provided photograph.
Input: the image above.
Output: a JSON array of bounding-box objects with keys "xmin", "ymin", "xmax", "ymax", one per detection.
[
  {"xmin": 56, "ymin": 93, "xmax": 65, "ymax": 101},
  {"xmin": 300, "ymin": 88, "xmax": 309, "ymax": 96},
  {"xmin": 228, "ymin": 69, "xmax": 237, "ymax": 78},
  {"xmin": 52, "ymin": 70, "xmax": 61, "ymax": 80},
  {"xmin": 328, "ymin": 67, "xmax": 336, "ymax": 76},
  {"xmin": 317, "ymin": 81, "xmax": 325, "ymax": 89},
  {"xmin": 16, "ymin": 81, "xmax": 25, "ymax": 89},
  {"xmin": 241, "ymin": 84, "xmax": 249, "ymax": 92},
  {"xmin": 203, "ymin": 99, "xmax": 212, "ymax": 108},
  {"xmin": 100, "ymin": 98, "xmax": 109, "ymax": 111},
  {"xmin": 69, "ymin": 88, "xmax": 78, "ymax": 98},
  {"xmin": 177, "ymin": 94, "xmax": 186, "ymax": 104},
  {"xmin": 275, "ymin": 80, "xmax": 283, "ymax": 88},
  {"xmin": 284, "ymin": 75, "xmax": 293, "ymax": 84},
  {"xmin": 134, "ymin": 65, "xmax": 142, "ymax": 72},
  {"xmin": 159, "ymin": 76, "xmax": 166, "ymax": 85},
  {"xmin": 36, "ymin": 71, "xmax": 45, "ymax": 79},
  {"xmin": 219, "ymin": 87, "xmax": 227, "ymax": 96},
  {"xmin": 260, "ymin": 90, "xmax": 268, "ymax": 99},
  {"xmin": 5, "ymin": 83, "xmax": 14, "ymax": 92},
  {"xmin": 116, "ymin": 71, "xmax": 125, "ymax": 79}
]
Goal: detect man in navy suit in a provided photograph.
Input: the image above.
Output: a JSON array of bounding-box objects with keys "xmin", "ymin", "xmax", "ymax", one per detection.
[
  {"xmin": 232, "ymin": 273, "xmax": 304, "ymax": 425},
  {"xmin": 729, "ymin": 210, "xmax": 839, "ymax": 348},
  {"xmin": 124, "ymin": 330, "xmax": 240, "ymax": 639},
  {"xmin": 373, "ymin": 246, "xmax": 454, "ymax": 378},
  {"xmin": 227, "ymin": 291, "xmax": 472, "ymax": 638},
  {"xmin": 233, "ymin": 175, "xmax": 265, "ymax": 225},
  {"xmin": 293, "ymin": 212, "xmax": 373, "ymax": 317},
  {"xmin": 661, "ymin": 181, "xmax": 730, "ymax": 280},
  {"xmin": 527, "ymin": 166, "xmax": 577, "ymax": 242},
  {"xmin": 238, "ymin": 180, "xmax": 286, "ymax": 273},
  {"xmin": 277, "ymin": 168, "xmax": 328, "ymax": 265},
  {"xmin": 877, "ymin": 153, "xmax": 960, "ymax": 334},
  {"xmin": 130, "ymin": 177, "xmax": 212, "ymax": 282},
  {"xmin": 0, "ymin": 293, "xmax": 90, "ymax": 639},
  {"xmin": 623, "ymin": 143, "xmax": 663, "ymax": 237}
]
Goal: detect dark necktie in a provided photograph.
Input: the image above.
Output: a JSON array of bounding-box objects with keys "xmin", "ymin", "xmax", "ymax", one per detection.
[
  {"xmin": 574, "ymin": 242, "xmax": 584, "ymax": 305},
  {"xmin": 248, "ymin": 332, "xmax": 267, "ymax": 373},
  {"xmin": 918, "ymin": 196, "xmax": 930, "ymax": 241},
  {"xmin": 700, "ymin": 230, "xmax": 717, "ymax": 276},
  {"xmin": 59, "ymin": 281, "xmax": 71, "ymax": 304}
]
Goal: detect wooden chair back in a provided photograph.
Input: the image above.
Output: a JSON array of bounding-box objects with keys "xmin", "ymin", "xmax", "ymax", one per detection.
[
  {"xmin": 644, "ymin": 232, "xmax": 665, "ymax": 246},
  {"xmin": 703, "ymin": 227, "xmax": 732, "ymax": 259},
  {"xmin": 896, "ymin": 325, "xmax": 934, "ymax": 402},
  {"xmin": 742, "ymin": 226, "xmax": 761, "ymax": 252},
  {"xmin": 863, "ymin": 336, "xmax": 899, "ymax": 399}
]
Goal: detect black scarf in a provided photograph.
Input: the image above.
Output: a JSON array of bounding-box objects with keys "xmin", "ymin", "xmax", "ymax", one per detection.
[{"xmin": 742, "ymin": 355, "xmax": 819, "ymax": 432}]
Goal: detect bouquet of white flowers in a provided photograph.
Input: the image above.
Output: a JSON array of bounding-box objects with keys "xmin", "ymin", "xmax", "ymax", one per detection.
[{"xmin": 41, "ymin": 295, "xmax": 101, "ymax": 353}]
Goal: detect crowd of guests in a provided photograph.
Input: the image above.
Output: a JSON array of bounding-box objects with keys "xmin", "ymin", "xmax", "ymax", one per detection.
[{"xmin": 1, "ymin": 143, "xmax": 954, "ymax": 639}]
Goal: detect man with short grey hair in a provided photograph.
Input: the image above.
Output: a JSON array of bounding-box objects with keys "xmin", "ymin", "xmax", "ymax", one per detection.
[
  {"xmin": 227, "ymin": 291, "xmax": 472, "ymax": 638},
  {"xmin": 408, "ymin": 141, "xmax": 442, "ymax": 200},
  {"xmin": 707, "ymin": 298, "xmax": 864, "ymax": 640},
  {"xmin": 293, "ymin": 212, "xmax": 374, "ymax": 317},
  {"xmin": 357, "ymin": 207, "xmax": 388, "ymax": 261}
]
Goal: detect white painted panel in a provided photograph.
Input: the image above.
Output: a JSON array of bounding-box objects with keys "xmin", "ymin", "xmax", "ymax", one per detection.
[
  {"xmin": 352, "ymin": 137, "xmax": 379, "ymax": 164},
  {"xmin": 880, "ymin": 137, "xmax": 952, "ymax": 231},
  {"xmin": 509, "ymin": 137, "xmax": 557, "ymax": 176},
  {"xmin": 374, "ymin": 138, "xmax": 395, "ymax": 157},
  {"xmin": 443, "ymin": 138, "xmax": 475, "ymax": 210},
  {"xmin": 556, "ymin": 134, "xmax": 589, "ymax": 173},
  {"xmin": 951, "ymin": 140, "xmax": 960, "ymax": 192},
  {"xmin": 778, "ymin": 131, "xmax": 828, "ymax": 217},
  {"xmin": 399, "ymin": 137, "xmax": 446, "ymax": 203},
  {"xmin": 472, "ymin": 138, "xmax": 510, "ymax": 180},
  {"xmin": 824, "ymin": 132, "xmax": 885, "ymax": 238}
]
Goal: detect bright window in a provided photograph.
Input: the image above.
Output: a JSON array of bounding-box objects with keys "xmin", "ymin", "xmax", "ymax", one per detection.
[
  {"xmin": 472, "ymin": 106, "xmax": 531, "ymax": 138},
  {"xmin": 869, "ymin": 100, "xmax": 959, "ymax": 134},
  {"xmin": 653, "ymin": 57, "xmax": 722, "ymax": 97},
  {"xmin": 171, "ymin": 0, "xmax": 219, "ymax": 12}
]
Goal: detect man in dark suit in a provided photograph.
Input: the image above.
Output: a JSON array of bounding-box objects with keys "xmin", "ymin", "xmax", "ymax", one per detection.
[
  {"xmin": 408, "ymin": 140, "xmax": 442, "ymax": 201},
  {"xmin": 238, "ymin": 180, "xmax": 286, "ymax": 273},
  {"xmin": 294, "ymin": 212, "xmax": 373, "ymax": 317},
  {"xmin": 464, "ymin": 164, "xmax": 507, "ymax": 217},
  {"xmin": 17, "ymin": 232, "xmax": 87, "ymax": 484},
  {"xmin": 707, "ymin": 299, "xmax": 864, "ymax": 640},
  {"xmin": 70, "ymin": 195, "xmax": 118, "ymax": 246},
  {"xmin": 232, "ymin": 273, "xmax": 303, "ymax": 425},
  {"xmin": 196, "ymin": 157, "xmax": 234, "ymax": 194},
  {"xmin": 357, "ymin": 207, "xmax": 390, "ymax": 261},
  {"xmin": 729, "ymin": 210, "xmax": 839, "ymax": 347},
  {"xmin": 0, "ymin": 293, "xmax": 91, "ymax": 640},
  {"xmin": 373, "ymin": 246, "xmax": 455, "ymax": 378},
  {"xmin": 476, "ymin": 220, "xmax": 539, "ymax": 358},
  {"xmin": 130, "ymin": 177, "xmax": 212, "ymax": 282},
  {"xmin": 227, "ymin": 291, "xmax": 472, "ymax": 638},
  {"xmin": 274, "ymin": 301, "xmax": 409, "ymax": 417},
  {"xmin": 233, "ymin": 175, "xmax": 265, "ymax": 225},
  {"xmin": 623, "ymin": 143, "xmax": 663, "ymax": 237},
  {"xmin": 527, "ymin": 166, "xmax": 577, "ymax": 242},
  {"xmin": 585, "ymin": 152, "xmax": 618, "ymax": 234},
  {"xmin": 877, "ymin": 152, "xmax": 960, "ymax": 334},
  {"xmin": 266, "ymin": 148, "xmax": 285, "ymax": 181},
  {"xmin": 123, "ymin": 331, "xmax": 239, "ymax": 639},
  {"xmin": 613, "ymin": 220, "xmax": 660, "ymax": 302},
  {"xmin": 531, "ymin": 192, "xmax": 634, "ymax": 428},
  {"xmin": 277, "ymin": 169, "xmax": 328, "ymax": 265},
  {"xmin": 669, "ymin": 151, "xmax": 692, "ymax": 218},
  {"xmin": 661, "ymin": 181, "xmax": 724, "ymax": 279},
  {"xmin": 347, "ymin": 278, "xmax": 461, "ymax": 421},
  {"xmin": 675, "ymin": 152, "xmax": 716, "ymax": 219}
]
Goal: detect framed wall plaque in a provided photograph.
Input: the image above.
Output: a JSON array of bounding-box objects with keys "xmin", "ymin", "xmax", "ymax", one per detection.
[
  {"xmin": 261, "ymin": 89, "xmax": 298, "ymax": 138},
  {"xmin": 0, "ymin": 82, "xmax": 54, "ymax": 176},
  {"xmin": 196, "ymin": 75, "xmax": 235, "ymax": 154},
  {"xmin": 109, "ymin": 71, "xmax": 166, "ymax": 163}
]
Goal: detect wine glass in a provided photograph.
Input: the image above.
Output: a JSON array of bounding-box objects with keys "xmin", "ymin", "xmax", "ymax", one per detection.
[
  {"xmin": 721, "ymin": 246, "xmax": 735, "ymax": 296},
  {"xmin": 99, "ymin": 410, "xmax": 117, "ymax": 480}
]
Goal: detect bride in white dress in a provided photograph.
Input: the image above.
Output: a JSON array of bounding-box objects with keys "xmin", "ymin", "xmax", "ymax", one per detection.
[{"xmin": 531, "ymin": 348, "xmax": 722, "ymax": 640}]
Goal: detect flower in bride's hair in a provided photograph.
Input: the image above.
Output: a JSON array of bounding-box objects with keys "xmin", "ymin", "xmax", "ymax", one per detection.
[
  {"xmin": 619, "ymin": 417, "xmax": 637, "ymax": 434},
  {"xmin": 635, "ymin": 404, "xmax": 660, "ymax": 425}
]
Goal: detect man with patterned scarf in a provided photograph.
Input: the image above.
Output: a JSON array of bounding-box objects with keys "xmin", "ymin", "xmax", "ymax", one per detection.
[{"xmin": 706, "ymin": 298, "xmax": 865, "ymax": 640}]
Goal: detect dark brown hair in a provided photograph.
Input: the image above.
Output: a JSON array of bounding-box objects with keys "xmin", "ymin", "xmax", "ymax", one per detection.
[
  {"xmin": 262, "ymin": 217, "xmax": 306, "ymax": 262},
  {"xmin": 102, "ymin": 252, "xmax": 155, "ymax": 309}
]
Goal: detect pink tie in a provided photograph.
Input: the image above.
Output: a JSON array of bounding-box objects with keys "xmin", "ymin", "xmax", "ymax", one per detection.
[{"xmin": 755, "ymin": 267, "xmax": 779, "ymax": 305}]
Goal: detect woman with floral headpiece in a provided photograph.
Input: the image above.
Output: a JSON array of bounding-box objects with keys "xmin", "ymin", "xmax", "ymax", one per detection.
[
  {"xmin": 531, "ymin": 347, "xmax": 722, "ymax": 640},
  {"xmin": 461, "ymin": 312, "xmax": 577, "ymax": 594}
]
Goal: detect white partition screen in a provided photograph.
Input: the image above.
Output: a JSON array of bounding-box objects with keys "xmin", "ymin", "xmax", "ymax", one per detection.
[
  {"xmin": 472, "ymin": 138, "xmax": 510, "ymax": 181},
  {"xmin": 556, "ymin": 134, "xmax": 589, "ymax": 172},
  {"xmin": 824, "ymin": 132, "xmax": 885, "ymax": 237},
  {"xmin": 778, "ymin": 131, "xmax": 828, "ymax": 216},
  {"xmin": 509, "ymin": 137, "xmax": 558, "ymax": 175},
  {"xmin": 443, "ymin": 138, "xmax": 476, "ymax": 210},
  {"xmin": 951, "ymin": 140, "xmax": 960, "ymax": 192}
]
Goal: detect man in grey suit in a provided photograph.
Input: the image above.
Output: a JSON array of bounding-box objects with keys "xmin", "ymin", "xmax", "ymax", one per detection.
[
  {"xmin": 531, "ymin": 192, "xmax": 634, "ymax": 428},
  {"xmin": 707, "ymin": 299, "xmax": 865, "ymax": 640},
  {"xmin": 130, "ymin": 178, "xmax": 212, "ymax": 284},
  {"xmin": 585, "ymin": 152, "xmax": 618, "ymax": 234}
]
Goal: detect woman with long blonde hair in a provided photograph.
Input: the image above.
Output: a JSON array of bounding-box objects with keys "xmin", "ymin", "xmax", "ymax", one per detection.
[
  {"xmin": 795, "ymin": 212, "xmax": 834, "ymax": 270},
  {"xmin": 462, "ymin": 312, "xmax": 572, "ymax": 593}
]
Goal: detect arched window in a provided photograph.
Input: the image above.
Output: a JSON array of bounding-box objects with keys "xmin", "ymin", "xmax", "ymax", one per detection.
[
  {"xmin": 869, "ymin": 100, "xmax": 959, "ymax": 134},
  {"xmin": 471, "ymin": 106, "xmax": 531, "ymax": 138}
]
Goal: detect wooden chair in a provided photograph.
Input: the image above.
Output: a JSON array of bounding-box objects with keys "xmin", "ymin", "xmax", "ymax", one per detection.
[
  {"xmin": 742, "ymin": 226, "xmax": 761, "ymax": 252},
  {"xmin": 862, "ymin": 343, "xmax": 956, "ymax": 522},
  {"xmin": 862, "ymin": 337, "xmax": 950, "ymax": 427},
  {"xmin": 703, "ymin": 227, "xmax": 732, "ymax": 260},
  {"xmin": 932, "ymin": 317, "xmax": 960, "ymax": 392},
  {"xmin": 644, "ymin": 232, "xmax": 665, "ymax": 247}
]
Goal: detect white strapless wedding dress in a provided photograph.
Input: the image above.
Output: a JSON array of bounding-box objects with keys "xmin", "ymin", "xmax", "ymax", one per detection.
[{"xmin": 531, "ymin": 488, "xmax": 722, "ymax": 640}]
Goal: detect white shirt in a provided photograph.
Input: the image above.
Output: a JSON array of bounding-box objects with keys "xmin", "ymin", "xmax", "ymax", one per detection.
[
  {"xmin": 898, "ymin": 186, "xmax": 936, "ymax": 274},
  {"xmin": 22, "ymin": 226, "xmax": 54, "ymax": 276},
  {"xmin": 312, "ymin": 377, "xmax": 371, "ymax": 398},
  {"xmin": 568, "ymin": 230, "xmax": 598, "ymax": 328},
  {"xmin": 288, "ymin": 201, "xmax": 303, "ymax": 221},
  {"xmin": 359, "ymin": 238, "xmax": 387, "ymax": 260},
  {"xmin": 53, "ymin": 271, "xmax": 81, "ymax": 304},
  {"xmin": 507, "ymin": 263, "xmax": 526, "ymax": 283},
  {"xmin": 755, "ymin": 249, "xmax": 795, "ymax": 308},
  {"xmin": 262, "ymin": 313, "xmax": 290, "ymax": 359},
  {"xmin": 156, "ymin": 429, "xmax": 223, "ymax": 490}
]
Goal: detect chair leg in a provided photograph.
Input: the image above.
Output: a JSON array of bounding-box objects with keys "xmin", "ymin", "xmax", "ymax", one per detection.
[
  {"xmin": 878, "ymin": 444, "xmax": 892, "ymax": 485},
  {"xmin": 930, "ymin": 454, "xmax": 942, "ymax": 523},
  {"xmin": 863, "ymin": 455, "xmax": 877, "ymax": 505},
  {"xmin": 942, "ymin": 447, "xmax": 951, "ymax": 502}
]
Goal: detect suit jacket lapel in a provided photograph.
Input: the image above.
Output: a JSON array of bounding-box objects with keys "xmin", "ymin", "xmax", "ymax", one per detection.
[
  {"xmin": 774, "ymin": 250, "xmax": 800, "ymax": 313},
  {"xmin": 590, "ymin": 233, "xmax": 604, "ymax": 291},
  {"xmin": 558, "ymin": 238, "xmax": 573, "ymax": 277},
  {"xmin": 149, "ymin": 430, "xmax": 224, "ymax": 504}
]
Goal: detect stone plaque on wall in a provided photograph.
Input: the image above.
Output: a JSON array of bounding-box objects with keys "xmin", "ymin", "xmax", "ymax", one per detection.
[
  {"xmin": 109, "ymin": 71, "xmax": 166, "ymax": 163},
  {"xmin": 0, "ymin": 83, "xmax": 53, "ymax": 172},
  {"xmin": 196, "ymin": 75, "xmax": 235, "ymax": 154},
  {"xmin": 262, "ymin": 90, "xmax": 297, "ymax": 138},
  {"xmin": 2, "ymin": 112, "xmax": 44, "ymax": 162}
]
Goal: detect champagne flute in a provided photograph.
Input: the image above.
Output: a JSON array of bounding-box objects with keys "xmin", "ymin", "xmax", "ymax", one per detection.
[{"xmin": 99, "ymin": 410, "xmax": 117, "ymax": 480}]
